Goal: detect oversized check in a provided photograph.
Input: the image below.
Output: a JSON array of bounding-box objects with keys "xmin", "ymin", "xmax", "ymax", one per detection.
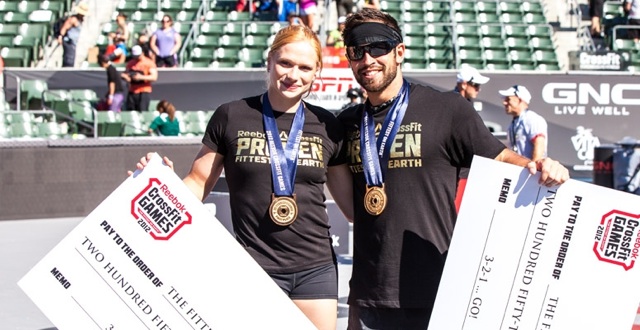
[
  {"xmin": 18, "ymin": 154, "xmax": 315, "ymax": 330},
  {"xmin": 429, "ymin": 156, "xmax": 640, "ymax": 330}
]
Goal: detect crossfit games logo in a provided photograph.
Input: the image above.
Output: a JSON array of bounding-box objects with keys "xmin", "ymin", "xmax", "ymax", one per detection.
[
  {"xmin": 593, "ymin": 210, "xmax": 640, "ymax": 270},
  {"xmin": 131, "ymin": 178, "xmax": 192, "ymax": 240}
]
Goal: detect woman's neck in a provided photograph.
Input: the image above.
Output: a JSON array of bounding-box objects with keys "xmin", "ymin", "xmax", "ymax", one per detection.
[{"xmin": 266, "ymin": 90, "xmax": 301, "ymax": 113}]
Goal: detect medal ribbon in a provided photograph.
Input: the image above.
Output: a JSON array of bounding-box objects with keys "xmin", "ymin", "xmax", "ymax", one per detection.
[
  {"xmin": 262, "ymin": 93, "xmax": 305, "ymax": 197},
  {"xmin": 360, "ymin": 80, "xmax": 410, "ymax": 187}
]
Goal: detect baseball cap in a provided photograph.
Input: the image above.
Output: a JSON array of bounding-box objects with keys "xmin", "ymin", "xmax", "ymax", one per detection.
[
  {"xmin": 338, "ymin": 16, "xmax": 347, "ymax": 24},
  {"xmin": 347, "ymin": 88, "xmax": 361, "ymax": 98},
  {"xmin": 456, "ymin": 64, "xmax": 490, "ymax": 84},
  {"xmin": 499, "ymin": 85, "xmax": 532, "ymax": 104},
  {"xmin": 131, "ymin": 45, "xmax": 142, "ymax": 57}
]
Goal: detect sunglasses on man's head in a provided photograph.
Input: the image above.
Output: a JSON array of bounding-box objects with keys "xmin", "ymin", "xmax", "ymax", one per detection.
[{"xmin": 346, "ymin": 40, "xmax": 399, "ymax": 61}]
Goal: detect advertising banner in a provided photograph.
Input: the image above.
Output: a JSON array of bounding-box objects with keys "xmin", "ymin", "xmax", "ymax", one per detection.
[
  {"xmin": 429, "ymin": 156, "xmax": 640, "ymax": 329},
  {"xmin": 18, "ymin": 154, "xmax": 315, "ymax": 330}
]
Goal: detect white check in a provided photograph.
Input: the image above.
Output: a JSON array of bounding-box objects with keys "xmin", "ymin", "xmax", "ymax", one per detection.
[
  {"xmin": 430, "ymin": 156, "xmax": 640, "ymax": 330},
  {"xmin": 18, "ymin": 154, "xmax": 315, "ymax": 330}
]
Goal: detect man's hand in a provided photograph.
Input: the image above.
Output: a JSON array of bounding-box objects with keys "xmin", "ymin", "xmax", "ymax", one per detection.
[
  {"xmin": 525, "ymin": 158, "xmax": 570, "ymax": 187},
  {"xmin": 127, "ymin": 152, "xmax": 174, "ymax": 176}
]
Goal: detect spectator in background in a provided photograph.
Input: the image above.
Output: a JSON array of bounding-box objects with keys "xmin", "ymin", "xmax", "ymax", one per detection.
[
  {"xmin": 453, "ymin": 64, "xmax": 490, "ymax": 102},
  {"xmin": 341, "ymin": 87, "xmax": 363, "ymax": 110},
  {"xmin": 500, "ymin": 85, "xmax": 548, "ymax": 161},
  {"xmin": 236, "ymin": 0, "xmax": 256, "ymax": 12},
  {"xmin": 150, "ymin": 14, "xmax": 182, "ymax": 68},
  {"xmin": 299, "ymin": 0, "xmax": 318, "ymax": 31},
  {"xmin": 148, "ymin": 100, "xmax": 180, "ymax": 136},
  {"xmin": 336, "ymin": 0, "xmax": 355, "ymax": 17},
  {"xmin": 115, "ymin": 12, "xmax": 130, "ymax": 45},
  {"xmin": 122, "ymin": 45, "xmax": 157, "ymax": 111},
  {"xmin": 326, "ymin": 16, "xmax": 347, "ymax": 48},
  {"xmin": 98, "ymin": 54, "xmax": 126, "ymax": 112},
  {"xmin": 57, "ymin": 2, "xmax": 89, "ymax": 67},
  {"xmin": 358, "ymin": 0, "xmax": 381, "ymax": 11},
  {"xmin": 104, "ymin": 32, "xmax": 128, "ymax": 64},
  {"xmin": 137, "ymin": 33, "xmax": 155, "ymax": 62},
  {"xmin": 624, "ymin": 0, "xmax": 640, "ymax": 42},
  {"xmin": 589, "ymin": 0, "xmax": 604, "ymax": 36}
]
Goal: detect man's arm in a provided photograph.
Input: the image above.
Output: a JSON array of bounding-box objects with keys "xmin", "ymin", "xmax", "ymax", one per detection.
[
  {"xmin": 531, "ymin": 136, "xmax": 546, "ymax": 162},
  {"xmin": 494, "ymin": 148, "xmax": 569, "ymax": 186}
]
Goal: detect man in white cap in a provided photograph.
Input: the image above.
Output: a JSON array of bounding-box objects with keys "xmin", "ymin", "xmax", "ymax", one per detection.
[
  {"xmin": 500, "ymin": 85, "xmax": 548, "ymax": 161},
  {"xmin": 454, "ymin": 64, "xmax": 490, "ymax": 101},
  {"xmin": 122, "ymin": 45, "xmax": 157, "ymax": 111}
]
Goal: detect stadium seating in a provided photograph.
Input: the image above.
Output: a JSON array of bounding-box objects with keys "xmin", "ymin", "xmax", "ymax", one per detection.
[{"xmin": 396, "ymin": 0, "xmax": 559, "ymax": 71}]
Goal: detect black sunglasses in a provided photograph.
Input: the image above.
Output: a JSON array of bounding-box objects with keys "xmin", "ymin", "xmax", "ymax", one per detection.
[{"xmin": 346, "ymin": 40, "xmax": 399, "ymax": 61}]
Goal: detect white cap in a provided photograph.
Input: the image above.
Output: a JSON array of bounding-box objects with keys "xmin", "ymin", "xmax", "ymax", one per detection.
[
  {"xmin": 338, "ymin": 16, "xmax": 347, "ymax": 24},
  {"xmin": 499, "ymin": 85, "xmax": 532, "ymax": 104},
  {"xmin": 456, "ymin": 64, "xmax": 490, "ymax": 84},
  {"xmin": 131, "ymin": 45, "xmax": 142, "ymax": 56}
]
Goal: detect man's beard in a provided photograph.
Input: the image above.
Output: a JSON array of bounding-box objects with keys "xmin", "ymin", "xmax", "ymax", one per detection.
[{"xmin": 356, "ymin": 54, "xmax": 398, "ymax": 95}]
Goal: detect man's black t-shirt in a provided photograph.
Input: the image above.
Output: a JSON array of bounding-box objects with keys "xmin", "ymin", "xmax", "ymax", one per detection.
[
  {"xmin": 203, "ymin": 95, "xmax": 345, "ymax": 273},
  {"xmin": 338, "ymin": 84, "xmax": 506, "ymax": 309}
]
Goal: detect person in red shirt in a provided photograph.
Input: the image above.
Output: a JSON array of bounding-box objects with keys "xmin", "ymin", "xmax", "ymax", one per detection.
[{"xmin": 121, "ymin": 45, "xmax": 157, "ymax": 111}]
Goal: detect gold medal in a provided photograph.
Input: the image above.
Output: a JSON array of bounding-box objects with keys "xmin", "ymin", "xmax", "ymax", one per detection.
[
  {"xmin": 269, "ymin": 194, "xmax": 298, "ymax": 226},
  {"xmin": 364, "ymin": 184, "xmax": 387, "ymax": 215}
]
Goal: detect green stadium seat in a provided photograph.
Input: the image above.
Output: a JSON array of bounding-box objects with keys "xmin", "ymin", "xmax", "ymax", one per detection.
[
  {"xmin": 120, "ymin": 111, "xmax": 147, "ymax": 136},
  {"xmin": 201, "ymin": 22, "xmax": 226, "ymax": 36},
  {"xmin": 214, "ymin": 47, "xmax": 240, "ymax": 63},
  {"xmin": 456, "ymin": 24, "xmax": 481, "ymax": 37},
  {"xmin": 484, "ymin": 49, "xmax": 510, "ymax": 66},
  {"xmin": 458, "ymin": 48, "xmax": 485, "ymax": 67},
  {"xmin": 529, "ymin": 37, "xmax": 555, "ymax": 51},
  {"xmin": 210, "ymin": 60, "xmax": 237, "ymax": 68},
  {"xmin": 206, "ymin": 10, "xmax": 228, "ymax": 21},
  {"xmin": 172, "ymin": 22, "xmax": 192, "ymax": 35},
  {"xmin": 511, "ymin": 63, "xmax": 536, "ymax": 71},
  {"xmin": 426, "ymin": 23, "xmax": 451, "ymax": 37},
  {"xmin": 17, "ymin": 1, "xmax": 40, "ymax": 14},
  {"xmin": 141, "ymin": 110, "xmax": 159, "ymax": 123},
  {"xmin": 402, "ymin": 12, "xmax": 427, "ymax": 23},
  {"xmin": 184, "ymin": 110, "xmax": 208, "ymax": 124},
  {"xmin": 480, "ymin": 24, "xmax": 502, "ymax": 37},
  {"xmin": 500, "ymin": 12, "xmax": 524, "ymax": 24},
  {"xmin": 218, "ymin": 34, "xmax": 243, "ymax": 47},
  {"xmin": 69, "ymin": 89, "xmax": 99, "ymax": 103},
  {"xmin": 425, "ymin": 11, "xmax": 450, "ymax": 23},
  {"xmin": 485, "ymin": 63, "xmax": 511, "ymax": 70},
  {"xmin": 189, "ymin": 47, "xmax": 215, "ymax": 65},
  {"xmin": 70, "ymin": 101, "xmax": 95, "ymax": 123},
  {"xmin": 223, "ymin": 22, "xmax": 244, "ymax": 36},
  {"xmin": 0, "ymin": 1, "xmax": 19, "ymax": 13},
  {"xmin": 477, "ymin": 1, "xmax": 498, "ymax": 13},
  {"xmin": 184, "ymin": 60, "xmax": 211, "ymax": 68},
  {"xmin": 227, "ymin": 11, "xmax": 251, "ymax": 21},
  {"xmin": 482, "ymin": 36, "xmax": 506, "ymax": 50},
  {"xmin": 0, "ymin": 23, "xmax": 20, "ymax": 35},
  {"xmin": 95, "ymin": 111, "xmax": 123, "ymax": 137},
  {"xmin": 246, "ymin": 22, "xmax": 275, "ymax": 36},
  {"xmin": 40, "ymin": 1, "xmax": 65, "ymax": 17},
  {"xmin": 426, "ymin": 35, "xmax": 452, "ymax": 49},
  {"xmin": 0, "ymin": 124, "xmax": 9, "ymax": 138},
  {"xmin": 533, "ymin": 50, "xmax": 558, "ymax": 66},
  {"xmin": 9, "ymin": 122, "xmax": 35, "ymax": 138},
  {"xmin": 403, "ymin": 23, "xmax": 427, "ymax": 37},
  {"xmin": 381, "ymin": 0, "xmax": 403, "ymax": 15},
  {"xmin": 527, "ymin": 24, "xmax": 552, "ymax": 38},
  {"xmin": 20, "ymin": 79, "xmax": 48, "ymax": 109},
  {"xmin": 508, "ymin": 49, "xmax": 534, "ymax": 65},
  {"xmin": 403, "ymin": 48, "xmax": 427, "ymax": 64},
  {"xmin": 403, "ymin": 62, "xmax": 427, "ymax": 69},
  {"xmin": 404, "ymin": 36, "xmax": 427, "ymax": 50},
  {"xmin": 1, "ymin": 47, "xmax": 28, "ymax": 66},
  {"xmin": 194, "ymin": 34, "xmax": 219, "ymax": 49},
  {"xmin": 238, "ymin": 47, "xmax": 265, "ymax": 66},
  {"xmin": 184, "ymin": 121, "xmax": 206, "ymax": 135},
  {"xmin": 4, "ymin": 11, "xmax": 29, "ymax": 23},
  {"xmin": 506, "ymin": 36, "xmax": 531, "ymax": 51},
  {"xmin": 401, "ymin": 1, "xmax": 425, "ymax": 13},
  {"xmin": 243, "ymin": 35, "xmax": 269, "ymax": 48},
  {"xmin": 427, "ymin": 61, "xmax": 452, "ymax": 69},
  {"xmin": 457, "ymin": 35, "xmax": 482, "ymax": 50},
  {"xmin": 131, "ymin": 10, "xmax": 156, "ymax": 22},
  {"xmin": 499, "ymin": 1, "xmax": 522, "ymax": 14},
  {"xmin": 42, "ymin": 90, "xmax": 72, "ymax": 120},
  {"xmin": 536, "ymin": 63, "xmax": 561, "ymax": 71},
  {"xmin": 453, "ymin": 1, "xmax": 476, "ymax": 13},
  {"xmin": 503, "ymin": 24, "xmax": 528, "ymax": 37},
  {"xmin": 35, "ymin": 121, "xmax": 65, "ymax": 139},
  {"xmin": 425, "ymin": 0, "xmax": 451, "ymax": 13},
  {"xmin": 521, "ymin": 1, "xmax": 544, "ymax": 15},
  {"xmin": 29, "ymin": 10, "xmax": 54, "ymax": 23},
  {"xmin": 427, "ymin": 47, "xmax": 454, "ymax": 62},
  {"xmin": 524, "ymin": 13, "xmax": 547, "ymax": 24},
  {"xmin": 5, "ymin": 111, "xmax": 34, "ymax": 123},
  {"xmin": 148, "ymin": 100, "xmax": 160, "ymax": 112},
  {"xmin": 478, "ymin": 12, "xmax": 500, "ymax": 24},
  {"xmin": 613, "ymin": 38, "xmax": 637, "ymax": 51}
]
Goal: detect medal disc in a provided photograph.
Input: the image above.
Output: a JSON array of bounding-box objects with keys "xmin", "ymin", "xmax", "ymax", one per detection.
[
  {"xmin": 269, "ymin": 195, "xmax": 298, "ymax": 226},
  {"xmin": 364, "ymin": 185, "xmax": 387, "ymax": 216}
]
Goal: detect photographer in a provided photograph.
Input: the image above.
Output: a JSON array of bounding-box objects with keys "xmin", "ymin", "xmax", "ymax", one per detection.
[{"xmin": 121, "ymin": 45, "xmax": 157, "ymax": 111}]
